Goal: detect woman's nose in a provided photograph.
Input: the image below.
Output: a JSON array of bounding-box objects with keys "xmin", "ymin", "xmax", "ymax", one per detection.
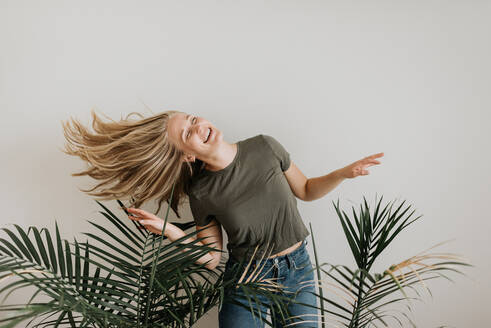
[{"xmin": 193, "ymin": 122, "xmax": 206, "ymax": 136}]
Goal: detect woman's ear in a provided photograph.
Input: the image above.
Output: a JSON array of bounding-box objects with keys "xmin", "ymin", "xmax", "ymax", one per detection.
[{"xmin": 182, "ymin": 153, "xmax": 196, "ymax": 163}]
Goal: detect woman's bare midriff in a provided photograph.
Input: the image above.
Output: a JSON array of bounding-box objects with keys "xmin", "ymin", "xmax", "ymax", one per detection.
[{"xmin": 266, "ymin": 240, "xmax": 303, "ymax": 259}]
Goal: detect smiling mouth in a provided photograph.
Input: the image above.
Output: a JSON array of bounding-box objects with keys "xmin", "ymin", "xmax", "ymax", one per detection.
[{"xmin": 204, "ymin": 128, "xmax": 212, "ymax": 143}]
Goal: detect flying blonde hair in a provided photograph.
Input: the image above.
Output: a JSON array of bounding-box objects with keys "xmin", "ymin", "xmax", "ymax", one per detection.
[{"xmin": 60, "ymin": 108, "xmax": 202, "ymax": 217}]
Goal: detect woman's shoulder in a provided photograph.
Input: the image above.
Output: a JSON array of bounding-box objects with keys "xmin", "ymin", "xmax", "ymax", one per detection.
[
  {"xmin": 255, "ymin": 134, "xmax": 286, "ymax": 154},
  {"xmin": 239, "ymin": 134, "xmax": 281, "ymax": 155},
  {"xmin": 257, "ymin": 133, "xmax": 278, "ymax": 144},
  {"xmin": 242, "ymin": 134, "xmax": 269, "ymax": 146}
]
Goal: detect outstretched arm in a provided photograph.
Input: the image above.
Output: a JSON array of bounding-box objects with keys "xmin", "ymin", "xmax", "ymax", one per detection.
[{"xmin": 284, "ymin": 152, "xmax": 384, "ymax": 202}]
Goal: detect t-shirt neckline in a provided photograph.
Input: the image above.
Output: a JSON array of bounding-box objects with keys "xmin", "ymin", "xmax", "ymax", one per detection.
[{"xmin": 201, "ymin": 141, "xmax": 241, "ymax": 176}]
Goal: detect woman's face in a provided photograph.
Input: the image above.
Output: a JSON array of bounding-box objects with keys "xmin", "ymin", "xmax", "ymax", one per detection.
[{"xmin": 166, "ymin": 112, "xmax": 222, "ymax": 162}]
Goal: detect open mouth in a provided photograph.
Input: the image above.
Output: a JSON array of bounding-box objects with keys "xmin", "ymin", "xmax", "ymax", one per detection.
[{"xmin": 204, "ymin": 128, "xmax": 212, "ymax": 143}]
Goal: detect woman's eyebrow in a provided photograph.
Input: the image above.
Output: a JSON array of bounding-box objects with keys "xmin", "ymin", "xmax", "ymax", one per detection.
[{"xmin": 181, "ymin": 114, "xmax": 191, "ymax": 142}]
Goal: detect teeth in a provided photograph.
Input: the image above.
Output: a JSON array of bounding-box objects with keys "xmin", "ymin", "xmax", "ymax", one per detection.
[{"xmin": 204, "ymin": 128, "xmax": 211, "ymax": 143}]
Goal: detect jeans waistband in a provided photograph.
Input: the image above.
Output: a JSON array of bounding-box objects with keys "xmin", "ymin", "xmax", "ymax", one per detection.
[{"xmin": 229, "ymin": 239, "xmax": 308, "ymax": 267}]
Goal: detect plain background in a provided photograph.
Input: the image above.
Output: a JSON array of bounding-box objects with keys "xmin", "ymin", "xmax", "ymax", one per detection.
[{"xmin": 1, "ymin": 0, "xmax": 490, "ymax": 326}]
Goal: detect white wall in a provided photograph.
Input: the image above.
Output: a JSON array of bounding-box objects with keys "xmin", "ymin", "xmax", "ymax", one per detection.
[{"xmin": 1, "ymin": 0, "xmax": 489, "ymax": 326}]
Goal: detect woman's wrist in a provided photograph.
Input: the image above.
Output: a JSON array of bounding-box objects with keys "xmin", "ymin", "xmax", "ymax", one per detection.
[
  {"xmin": 162, "ymin": 221, "xmax": 177, "ymax": 238},
  {"xmin": 335, "ymin": 168, "xmax": 347, "ymax": 180},
  {"xmin": 161, "ymin": 221, "xmax": 169, "ymax": 237}
]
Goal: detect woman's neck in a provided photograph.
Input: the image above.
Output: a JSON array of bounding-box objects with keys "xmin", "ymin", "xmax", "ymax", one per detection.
[{"xmin": 203, "ymin": 142, "xmax": 237, "ymax": 172}]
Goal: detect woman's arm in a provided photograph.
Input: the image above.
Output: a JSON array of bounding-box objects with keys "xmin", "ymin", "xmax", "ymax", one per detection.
[
  {"xmin": 126, "ymin": 208, "xmax": 222, "ymax": 270},
  {"xmin": 164, "ymin": 220, "xmax": 223, "ymax": 270},
  {"xmin": 284, "ymin": 162, "xmax": 345, "ymax": 202},
  {"xmin": 284, "ymin": 152, "xmax": 384, "ymax": 202},
  {"xmin": 304, "ymin": 169, "xmax": 346, "ymax": 202}
]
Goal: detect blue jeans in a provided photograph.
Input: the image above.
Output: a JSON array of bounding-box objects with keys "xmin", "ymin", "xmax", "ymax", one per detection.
[{"xmin": 219, "ymin": 239, "xmax": 319, "ymax": 328}]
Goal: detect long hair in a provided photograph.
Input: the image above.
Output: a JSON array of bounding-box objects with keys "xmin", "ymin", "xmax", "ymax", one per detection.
[{"xmin": 60, "ymin": 108, "xmax": 203, "ymax": 217}]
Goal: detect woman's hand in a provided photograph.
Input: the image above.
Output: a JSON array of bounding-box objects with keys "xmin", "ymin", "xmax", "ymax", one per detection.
[
  {"xmin": 126, "ymin": 207, "xmax": 174, "ymax": 236},
  {"xmin": 339, "ymin": 152, "xmax": 384, "ymax": 179}
]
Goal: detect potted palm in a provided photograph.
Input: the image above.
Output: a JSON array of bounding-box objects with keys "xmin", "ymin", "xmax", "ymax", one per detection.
[
  {"xmin": 0, "ymin": 184, "xmax": 295, "ymax": 328},
  {"xmin": 294, "ymin": 195, "xmax": 472, "ymax": 327},
  {"xmin": 0, "ymin": 192, "xmax": 470, "ymax": 327}
]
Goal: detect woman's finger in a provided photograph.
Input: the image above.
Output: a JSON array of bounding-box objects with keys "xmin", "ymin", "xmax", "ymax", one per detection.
[
  {"xmin": 127, "ymin": 208, "xmax": 157, "ymax": 220},
  {"xmin": 127, "ymin": 208, "xmax": 143, "ymax": 214},
  {"xmin": 370, "ymin": 152, "xmax": 384, "ymax": 158},
  {"xmin": 127, "ymin": 208, "xmax": 148, "ymax": 215},
  {"xmin": 128, "ymin": 209, "xmax": 150, "ymax": 218}
]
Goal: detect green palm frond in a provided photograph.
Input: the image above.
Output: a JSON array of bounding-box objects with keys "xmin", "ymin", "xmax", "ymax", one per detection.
[
  {"xmin": 0, "ymin": 186, "xmax": 290, "ymax": 327},
  {"xmin": 298, "ymin": 195, "xmax": 472, "ymax": 328},
  {"xmin": 0, "ymin": 193, "xmax": 472, "ymax": 328}
]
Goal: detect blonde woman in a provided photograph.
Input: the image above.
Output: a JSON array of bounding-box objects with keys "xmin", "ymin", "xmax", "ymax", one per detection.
[{"xmin": 62, "ymin": 109, "xmax": 383, "ymax": 327}]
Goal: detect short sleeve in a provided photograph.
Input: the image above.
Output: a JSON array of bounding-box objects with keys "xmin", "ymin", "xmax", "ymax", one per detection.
[
  {"xmin": 188, "ymin": 193, "xmax": 214, "ymax": 226},
  {"xmin": 261, "ymin": 134, "xmax": 291, "ymax": 172}
]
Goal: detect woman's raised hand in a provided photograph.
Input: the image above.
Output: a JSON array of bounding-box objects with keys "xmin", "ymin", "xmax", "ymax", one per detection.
[
  {"xmin": 339, "ymin": 152, "xmax": 384, "ymax": 179},
  {"xmin": 126, "ymin": 207, "xmax": 173, "ymax": 236}
]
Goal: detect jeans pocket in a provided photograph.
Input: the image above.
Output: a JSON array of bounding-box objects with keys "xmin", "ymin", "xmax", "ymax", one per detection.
[
  {"xmin": 293, "ymin": 258, "xmax": 310, "ymax": 271},
  {"xmin": 292, "ymin": 249, "xmax": 311, "ymax": 271}
]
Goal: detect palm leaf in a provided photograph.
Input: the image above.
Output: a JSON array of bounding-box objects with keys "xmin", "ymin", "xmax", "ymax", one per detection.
[
  {"xmin": 307, "ymin": 196, "xmax": 473, "ymax": 328},
  {"xmin": 0, "ymin": 194, "xmax": 472, "ymax": 328}
]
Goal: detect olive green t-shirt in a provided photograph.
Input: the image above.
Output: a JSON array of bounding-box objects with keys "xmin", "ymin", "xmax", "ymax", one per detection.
[{"xmin": 187, "ymin": 134, "xmax": 310, "ymax": 262}]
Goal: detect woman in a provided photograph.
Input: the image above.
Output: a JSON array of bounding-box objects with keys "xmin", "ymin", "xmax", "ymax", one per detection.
[{"xmin": 62, "ymin": 109, "xmax": 383, "ymax": 327}]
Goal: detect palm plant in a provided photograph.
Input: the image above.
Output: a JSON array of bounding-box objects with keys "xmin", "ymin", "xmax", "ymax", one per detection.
[
  {"xmin": 0, "ymin": 193, "xmax": 471, "ymax": 328},
  {"xmin": 0, "ymin": 185, "xmax": 294, "ymax": 328},
  {"xmin": 298, "ymin": 195, "xmax": 472, "ymax": 328}
]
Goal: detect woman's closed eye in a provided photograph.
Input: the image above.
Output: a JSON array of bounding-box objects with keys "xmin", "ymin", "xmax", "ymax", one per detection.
[{"xmin": 186, "ymin": 117, "xmax": 197, "ymax": 139}]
